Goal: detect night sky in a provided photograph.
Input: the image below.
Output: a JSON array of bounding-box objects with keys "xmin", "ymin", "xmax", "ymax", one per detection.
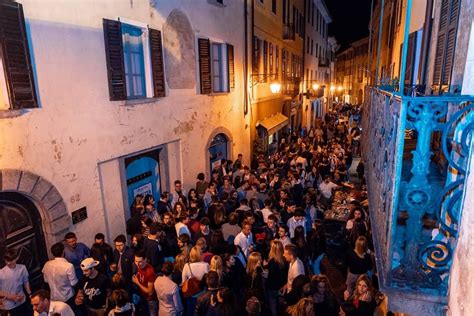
[{"xmin": 325, "ymin": 0, "xmax": 373, "ymax": 50}]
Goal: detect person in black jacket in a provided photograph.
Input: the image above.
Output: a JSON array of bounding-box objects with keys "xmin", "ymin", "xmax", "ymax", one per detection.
[
  {"xmin": 111, "ymin": 235, "xmax": 135, "ymax": 293},
  {"xmin": 90, "ymin": 233, "xmax": 114, "ymax": 275},
  {"xmin": 195, "ymin": 271, "xmax": 220, "ymax": 316},
  {"xmin": 143, "ymin": 223, "xmax": 164, "ymax": 274}
]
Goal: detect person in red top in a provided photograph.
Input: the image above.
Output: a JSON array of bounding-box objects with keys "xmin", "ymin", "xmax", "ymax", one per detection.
[{"xmin": 132, "ymin": 250, "xmax": 157, "ymax": 316}]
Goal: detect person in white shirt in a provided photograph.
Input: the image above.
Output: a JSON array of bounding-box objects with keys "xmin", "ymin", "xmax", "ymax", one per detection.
[
  {"xmin": 155, "ymin": 262, "xmax": 183, "ymax": 316},
  {"xmin": 233, "ymin": 221, "xmax": 254, "ymax": 258},
  {"xmin": 31, "ymin": 289, "xmax": 74, "ymax": 316},
  {"xmin": 181, "ymin": 246, "xmax": 210, "ymax": 284},
  {"xmin": 283, "ymin": 244, "xmax": 305, "ymax": 294},
  {"xmin": 0, "ymin": 249, "xmax": 32, "ymax": 314},
  {"xmin": 42, "ymin": 242, "xmax": 78, "ymax": 307},
  {"xmin": 175, "ymin": 213, "xmax": 191, "ymax": 238},
  {"xmin": 318, "ymin": 175, "xmax": 340, "ymax": 200},
  {"xmin": 261, "ymin": 199, "xmax": 273, "ymax": 223},
  {"xmin": 171, "ymin": 180, "xmax": 187, "ymax": 208}
]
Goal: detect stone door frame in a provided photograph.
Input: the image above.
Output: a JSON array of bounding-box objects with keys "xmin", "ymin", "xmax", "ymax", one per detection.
[{"xmin": 0, "ymin": 169, "xmax": 71, "ymax": 256}]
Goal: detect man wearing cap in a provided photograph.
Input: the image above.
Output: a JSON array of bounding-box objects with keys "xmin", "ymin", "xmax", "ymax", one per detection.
[{"xmin": 75, "ymin": 258, "xmax": 110, "ymax": 316}]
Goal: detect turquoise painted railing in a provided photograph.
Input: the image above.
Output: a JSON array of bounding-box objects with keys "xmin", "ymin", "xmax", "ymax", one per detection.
[{"xmin": 362, "ymin": 87, "xmax": 474, "ymax": 296}]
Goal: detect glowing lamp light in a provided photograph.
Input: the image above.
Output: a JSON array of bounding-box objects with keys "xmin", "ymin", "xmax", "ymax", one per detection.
[
  {"xmin": 330, "ymin": 85, "xmax": 336, "ymax": 92},
  {"xmin": 270, "ymin": 81, "xmax": 281, "ymax": 94},
  {"xmin": 312, "ymin": 83, "xmax": 320, "ymax": 90},
  {"xmin": 337, "ymin": 86, "xmax": 343, "ymax": 91}
]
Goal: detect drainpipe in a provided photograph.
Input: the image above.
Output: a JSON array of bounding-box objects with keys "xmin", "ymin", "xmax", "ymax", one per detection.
[
  {"xmin": 375, "ymin": 0, "xmax": 385, "ymax": 86},
  {"xmin": 398, "ymin": 0, "xmax": 413, "ymax": 95},
  {"xmin": 244, "ymin": 0, "xmax": 249, "ymax": 116},
  {"xmin": 367, "ymin": 0, "xmax": 375, "ymax": 84}
]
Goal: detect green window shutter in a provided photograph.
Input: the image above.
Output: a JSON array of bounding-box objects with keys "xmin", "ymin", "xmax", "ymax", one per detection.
[
  {"xmin": 0, "ymin": 1, "xmax": 38, "ymax": 109},
  {"xmin": 149, "ymin": 28, "xmax": 166, "ymax": 97},
  {"xmin": 198, "ymin": 38, "xmax": 212, "ymax": 94},
  {"xmin": 103, "ymin": 19, "xmax": 126, "ymax": 101}
]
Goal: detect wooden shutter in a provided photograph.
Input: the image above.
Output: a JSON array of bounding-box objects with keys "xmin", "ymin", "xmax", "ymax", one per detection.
[
  {"xmin": 432, "ymin": 0, "xmax": 461, "ymax": 90},
  {"xmin": 227, "ymin": 44, "xmax": 235, "ymax": 90},
  {"xmin": 0, "ymin": 1, "xmax": 38, "ymax": 109},
  {"xmin": 103, "ymin": 19, "xmax": 126, "ymax": 101},
  {"xmin": 198, "ymin": 38, "xmax": 211, "ymax": 94},
  {"xmin": 149, "ymin": 28, "xmax": 165, "ymax": 97}
]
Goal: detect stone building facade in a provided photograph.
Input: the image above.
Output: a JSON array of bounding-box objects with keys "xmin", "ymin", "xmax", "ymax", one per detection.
[{"xmin": 0, "ymin": 0, "xmax": 250, "ymax": 275}]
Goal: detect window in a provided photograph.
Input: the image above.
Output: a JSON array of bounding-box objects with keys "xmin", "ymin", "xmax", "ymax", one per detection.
[
  {"xmin": 311, "ymin": 39, "xmax": 314, "ymax": 56},
  {"xmin": 275, "ymin": 45, "xmax": 279, "ymax": 80},
  {"xmin": 272, "ymin": 0, "xmax": 277, "ymax": 14},
  {"xmin": 122, "ymin": 24, "xmax": 146, "ymax": 99},
  {"xmin": 263, "ymin": 41, "xmax": 268, "ymax": 81},
  {"xmin": 306, "ymin": 36, "xmax": 310, "ymax": 54},
  {"xmin": 269, "ymin": 43, "xmax": 274, "ymax": 78},
  {"xmin": 282, "ymin": 49, "xmax": 287, "ymax": 79},
  {"xmin": 312, "ymin": 3, "xmax": 315, "ymax": 27},
  {"xmin": 259, "ymin": 0, "xmax": 264, "ymax": 3},
  {"xmin": 0, "ymin": 1, "xmax": 38, "ymax": 109},
  {"xmin": 103, "ymin": 19, "xmax": 165, "ymax": 100},
  {"xmin": 283, "ymin": 0, "xmax": 287, "ymax": 23},
  {"xmin": 316, "ymin": 9, "xmax": 319, "ymax": 33},
  {"xmin": 253, "ymin": 36, "xmax": 261, "ymax": 73},
  {"xmin": 198, "ymin": 39, "xmax": 234, "ymax": 94}
]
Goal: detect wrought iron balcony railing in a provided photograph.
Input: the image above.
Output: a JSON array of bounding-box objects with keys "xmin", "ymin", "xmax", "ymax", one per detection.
[
  {"xmin": 281, "ymin": 77, "xmax": 300, "ymax": 96},
  {"xmin": 282, "ymin": 23, "xmax": 295, "ymax": 41},
  {"xmin": 361, "ymin": 87, "xmax": 474, "ymax": 315},
  {"xmin": 318, "ymin": 58, "xmax": 329, "ymax": 68}
]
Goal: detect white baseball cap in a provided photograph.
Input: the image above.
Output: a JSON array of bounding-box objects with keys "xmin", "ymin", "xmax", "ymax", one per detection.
[{"xmin": 80, "ymin": 258, "xmax": 99, "ymax": 270}]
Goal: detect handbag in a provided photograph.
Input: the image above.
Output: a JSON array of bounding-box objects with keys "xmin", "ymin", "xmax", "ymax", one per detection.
[{"xmin": 182, "ymin": 263, "xmax": 201, "ymax": 297}]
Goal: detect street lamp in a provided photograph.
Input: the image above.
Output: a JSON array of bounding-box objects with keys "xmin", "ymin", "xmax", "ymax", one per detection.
[
  {"xmin": 270, "ymin": 81, "xmax": 282, "ymax": 94},
  {"xmin": 312, "ymin": 83, "xmax": 320, "ymax": 91},
  {"xmin": 337, "ymin": 85, "xmax": 343, "ymax": 92},
  {"xmin": 330, "ymin": 85, "xmax": 336, "ymax": 93},
  {"xmin": 251, "ymin": 74, "xmax": 281, "ymax": 94}
]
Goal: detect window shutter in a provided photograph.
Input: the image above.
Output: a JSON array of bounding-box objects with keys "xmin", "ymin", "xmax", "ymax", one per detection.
[
  {"xmin": 103, "ymin": 19, "xmax": 126, "ymax": 101},
  {"xmin": 227, "ymin": 44, "xmax": 235, "ymax": 90},
  {"xmin": 149, "ymin": 28, "xmax": 166, "ymax": 97},
  {"xmin": 432, "ymin": 0, "xmax": 460, "ymax": 91},
  {"xmin": 0, "ymin": 1, "xmax": 38, "ymax": 109},
  {"xmin": 198, "ymin": 38, "xmax": 212, "ymax": 94}
]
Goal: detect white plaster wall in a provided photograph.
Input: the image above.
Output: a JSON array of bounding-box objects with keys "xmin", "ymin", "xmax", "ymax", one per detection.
[{"xmin": 0, "ymin": 0, "xmax": 250, "ymax": 245}]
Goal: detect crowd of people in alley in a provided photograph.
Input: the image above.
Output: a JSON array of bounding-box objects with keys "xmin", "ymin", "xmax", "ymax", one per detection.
[{"xmin": 0, "ymin": 104, "xmax": 384, "ymax": 316}]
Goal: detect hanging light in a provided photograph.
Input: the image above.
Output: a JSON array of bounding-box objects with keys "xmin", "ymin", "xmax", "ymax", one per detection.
[
  {"xmin": 270, "ymin": 81, "xmax": 281, "ymax": 94},
  {"xmin": 312, "ymin": 83, "xmax": 320, "ymax": 90},
  {"xmin": 337, "ymin": 86, "xmax": 343, "ymax": 92}
]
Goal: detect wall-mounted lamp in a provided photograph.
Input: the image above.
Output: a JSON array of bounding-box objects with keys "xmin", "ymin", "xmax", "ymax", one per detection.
[
  {"xmin": 330, "ymin": 85, "xmax": 336, "ymax": 92},
  {"xmin": 312, "ymin": 83, "xmax": 320, "ymax": 90},
  {"xmin": 251, "ymin": 73, "xmax": 281, "ymax": 94},
  {"xmin": 337, "ymin": 86, "xmax": 343, "ymax": 92}
]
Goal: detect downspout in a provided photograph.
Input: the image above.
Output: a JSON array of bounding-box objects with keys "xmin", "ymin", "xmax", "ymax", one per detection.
[
  {"xmin": 375, "ymin": 0, "xmax": 385, "ymax": 86},
  {"xmin": 418, "ymin": 0, "xmax": 434, "ymax": 90},
  {"xmin": 244, "ymin": 0, "xmax": 249, "ymax": 116},
  {"xmin": 367, "ymin": 0, "xmax": 375, "ymax": 85},
  {"xmin": 398, "ymin": 0, "xmax": 413, "ymax": 95}
]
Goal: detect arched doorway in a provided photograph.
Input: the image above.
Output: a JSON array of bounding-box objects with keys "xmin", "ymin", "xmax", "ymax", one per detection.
[
  {"xmin": 208, "ymin": 133, "xmax": 229, "ymax": 172},
  {"xmin": 0, "ymin": 192, "xmax": 48, "ymax": 290}
]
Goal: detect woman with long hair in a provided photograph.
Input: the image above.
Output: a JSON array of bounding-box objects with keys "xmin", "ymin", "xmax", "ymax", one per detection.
[
  {"xmin": 130, "ymin": 194, "xmax": 144, "ymax": 217},
  {"xmin": 209, "ymin": 255, "xmax": 224, "ymax": 285},
  {"xmin": 131, "ymin": 233, "xmax": 144, "ymax": 252},
  {"xmin": 172, "ymin": 201, "xmax": 187, "ymax": 218},
  {"xmin": 286, "ymin": 297, "xmax": 314, "ymax": 316},
  {"xmin": 311, "ymin": 275, "xmax": 339, "ymax": 316},
  {"xmin": 345, "ymin": 236, "xmax": 372, "ymax": 297},
  {"xmin": 172, "ymin": 254, "xmax": 186, "ymax": 286},
  {"xmin": 291, "ymin": 225, "xmax": 307, "ymax": 263},
  {"xmin": 209, "ymin": 230, "xmax": 228, "ymax": 256},
  {"xmin": 307, "ymin": 219, "xmax": 327, "ymax": 275},
  {"xmin": 244, "ymin": 252, "xmax": 265, "ymax": 307},
  {"xmin": 342, "ymin": 274, "xmax": 376, "ymax": 316},
  {"xmin": 181, "ymin": 246, "xmax": 209, "ymax": 284},
  {"xmin": 265, "ymin": 240, "xmax": 288, "ymax": 316}
]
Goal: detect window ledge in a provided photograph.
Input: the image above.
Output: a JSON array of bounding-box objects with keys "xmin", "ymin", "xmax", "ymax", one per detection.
[
  {"xmin": 0, "ymin": 109, "xmax": 30, "ymax": 119},
  {"xmin": 207, "ymin": 92, "xmax": 230, "ymax": 96},
  {"xmin": 207, "ymin": 0, "xmax": 225, "ymax": 7},
  {"xmin": 119, "ymin": 98, "xmax": 159, "ymax": 106}
]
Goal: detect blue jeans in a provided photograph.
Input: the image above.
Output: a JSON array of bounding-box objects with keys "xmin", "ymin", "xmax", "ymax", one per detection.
[{"xmin": 265, "ymin": 289, "xmax": 280, "ymax": 316}]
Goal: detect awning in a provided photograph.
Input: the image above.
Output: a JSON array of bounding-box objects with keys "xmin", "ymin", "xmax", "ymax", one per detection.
[{"xmin": 257, "ymin": 113, "xmax": 289, "ymax": 135}]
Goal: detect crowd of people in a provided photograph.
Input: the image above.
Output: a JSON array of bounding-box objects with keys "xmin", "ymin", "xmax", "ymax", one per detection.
[{"xmin": 0, "ymin": 105, "xmax": 383, "ymax": 316}]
